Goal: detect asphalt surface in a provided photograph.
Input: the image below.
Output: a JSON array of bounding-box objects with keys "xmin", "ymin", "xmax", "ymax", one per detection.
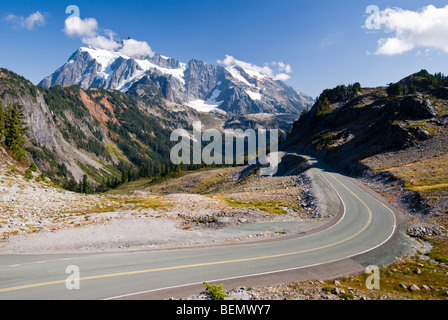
[{"xmin": 0, "ymin": 156, "xmax": 397, "ymax": 300}]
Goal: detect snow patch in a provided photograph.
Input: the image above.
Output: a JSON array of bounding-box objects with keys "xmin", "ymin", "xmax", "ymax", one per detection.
[
  {"xmin": 186, "ymin": 99, "xmax": 222, "ymax": 113},
  {"xmin": 186, "ymin": 88, "xmax": 223, "ymax": 113},
  {"xmin": 226, "ymin": 67, "xmax": 254, "ymax": 87},
  {"xmin": 242, "ymin": 67, "xmax": 267, "ymax": 80},
  {"xmin": 246, "ymin": 90, "xmax": 262, "ymax": 101},
  {"xmin": 81, "ymin": 47, "xmax": 122, "ymax": 80},
  {"xmin": 135, "ymin": 59, "xmax": 186, "ymax": 84}
]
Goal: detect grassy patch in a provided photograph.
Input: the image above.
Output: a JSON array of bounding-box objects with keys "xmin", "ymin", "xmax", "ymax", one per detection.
[
  {"xmin": 384, "ymin": 153, "xmax": 448, "ymax": 192},
  {"xmin": 406, "ymin": 120, "xmax": 441, "ymax": 137},
  {"xmin": 223, "ymin": 198, "xmax": 288, "ymax": 215},
  {"xmin": 426, "ymin": 238, "xmax": 448, "ymax": 264},
  {"xmin": 326, "ymin": 254, "xmax": 448, "ymax": 300},
  {"xmin": 311, "ymin": 132, "xmax": 337, "ymax": 151},
  {"xmin": 124, "ymin": 197, "xmax": 167, "ymax": 211},
  {"xmin": 82, "ymin": 204, "xmax": 119, "ymax": 215}
]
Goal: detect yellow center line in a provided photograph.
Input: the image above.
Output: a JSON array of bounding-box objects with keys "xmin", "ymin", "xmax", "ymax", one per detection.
[{"xmin": 0, "ymin": 172, "xmax": 373, "ymax": 294}]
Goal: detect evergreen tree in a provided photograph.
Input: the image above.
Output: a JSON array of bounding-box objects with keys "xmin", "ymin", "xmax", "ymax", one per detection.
[
  {"xmin": 121, "ymin": 170, "xmax": 129, "ymax": 185},
  {"xmin": 352, "ymin": 82, "xmax": 362, "ymax": 93},
  {"xmin": 386, "ymin": 83, "xmax": 404, "ymax": 98},
  {"xmin": 4, "ymin": 104, "xmax": 28, "ymax": 160},
  {"xmin": 81, "ymin": 174, "xmax": 92, "ymax": 194},
  {"xmin": 65, "ymin": 178, "xmax": 79, "ymax": 192}
]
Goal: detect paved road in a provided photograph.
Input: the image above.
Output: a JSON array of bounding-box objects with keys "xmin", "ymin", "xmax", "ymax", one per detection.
[{"xmin": 0, "ymin": 156, "xmax": 396, "ymax": 300}]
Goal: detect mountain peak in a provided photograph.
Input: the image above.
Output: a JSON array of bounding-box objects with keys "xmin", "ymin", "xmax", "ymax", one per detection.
[{"xmin": 39, "ymin": 47, "xmax": 314, "ymax": 116}]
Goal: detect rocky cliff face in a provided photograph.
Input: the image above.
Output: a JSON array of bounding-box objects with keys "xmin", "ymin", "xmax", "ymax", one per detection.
[
  {"xmin": 287, "ymin": 82, "xmax": 445, "ymax": 170},
  {"xmin": 39, "ymin": 46, "xmax": 314, "ymax": 119}
]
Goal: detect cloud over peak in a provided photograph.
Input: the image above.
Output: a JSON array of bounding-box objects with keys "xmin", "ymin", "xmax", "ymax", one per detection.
[
  {"xmin": 64, "ymin": 16, "xmax": 154, "ymax": 59},
  {"xmin": 217, "ymin": 55, "xmax": 293, "ymax": 81}
]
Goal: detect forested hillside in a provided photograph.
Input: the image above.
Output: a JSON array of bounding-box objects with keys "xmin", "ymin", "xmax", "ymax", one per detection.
[{"xmin": 0, "ymin": 68, "xmax": 221, "ymax": 193}]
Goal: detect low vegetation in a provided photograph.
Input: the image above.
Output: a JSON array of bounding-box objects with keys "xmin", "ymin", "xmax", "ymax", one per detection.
[
  {"xmin": 202, "ymin": 282, "xmax": 229, "ymax": 300},
  {"xmin": 223, "ymin": 198, "xmax": 289, "ymax": 215}
]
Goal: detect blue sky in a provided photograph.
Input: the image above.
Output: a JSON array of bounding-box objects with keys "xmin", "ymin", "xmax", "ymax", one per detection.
[{"xmin": 1, "ymin": 0, "xmax": 448, "ymax": 98}]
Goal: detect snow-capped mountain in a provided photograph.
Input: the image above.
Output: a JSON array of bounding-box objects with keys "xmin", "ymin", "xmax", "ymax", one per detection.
[{"xmin": 39, "ymin": 45, "xmax": 314, "ymax": 116}]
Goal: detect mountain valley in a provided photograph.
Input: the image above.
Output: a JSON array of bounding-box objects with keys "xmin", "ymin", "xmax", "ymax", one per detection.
[{"xmin": 1, "ymin": 63, "xmax": 447, "ymax": 300}]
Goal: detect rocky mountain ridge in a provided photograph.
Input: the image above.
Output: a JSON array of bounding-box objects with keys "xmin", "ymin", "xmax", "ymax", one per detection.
[{"xmin": 39, "ymin": 46, "xmax": 314, "ymax": 118}]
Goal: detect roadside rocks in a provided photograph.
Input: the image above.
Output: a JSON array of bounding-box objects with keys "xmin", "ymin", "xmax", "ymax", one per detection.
[
  {"xmin": 332, "ymin": 287, "xmax": 346, "ymax": 295},
  {"xmin": 407, "ymin": 224, "xmax": 444, "ymax": 238}
]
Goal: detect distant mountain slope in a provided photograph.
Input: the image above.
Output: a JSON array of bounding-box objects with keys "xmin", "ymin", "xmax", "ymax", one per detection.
[
  {"xmin": 284, "ymin": 71, "xmax": 448, "ymax": 216},
  {"xmin": 39, "ymin": 45, "xmax": 314, "ymax": 117},
  {"xmin": 0, "ymin": 68, "xmax": 213, "ymax": 187}
]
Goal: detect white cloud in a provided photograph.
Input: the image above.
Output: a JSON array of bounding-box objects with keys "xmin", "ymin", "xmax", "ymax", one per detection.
[
  {"xmin": 272, "ymin": 61, "xmax": 292, "ymax": 74},
  {"xmin": 375, "ymin": 37, "xmax": 415, "ymax": 55},
  {"xmin": 83, "ymin": 34, "xmax": 121, "ymax": 51},
  {"xmin": 273, "ymin": 73, "xmax": 291, "ymax": 81},
  {"xmin": 372, "ymin": 5, "xmax": 448, "ymax": 55},
  {"xmin": 64, "ymin": 16, "xmax": 98, "ymax": 38},
  {"xmin": 118, "ymin": 38, "xmax": 154, "ymax": 59},
  {"xmin": 218, "ymin": 55, "xmax": 273, "ymax": 77},
  {"xmin": 218, "ymin": 55, "xmax": 293, "ymax": 81},
  {"xmin": 63, "ymin": 16, "xmax": 154, "ymax": 58},
  {"xmin": 5, "ymin": 11, "xmax": 47, "ymax": 30}
]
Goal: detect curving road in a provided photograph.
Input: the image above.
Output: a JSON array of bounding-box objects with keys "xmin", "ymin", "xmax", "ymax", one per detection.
[{"xmin": 0, "ymin": 156, "xmax": 396, "ymax": 300}]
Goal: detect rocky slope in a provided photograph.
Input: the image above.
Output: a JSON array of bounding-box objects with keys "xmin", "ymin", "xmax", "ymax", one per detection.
[{"xmin": 284, "ymin": 69, "xmax": 448, "ymax": 230}]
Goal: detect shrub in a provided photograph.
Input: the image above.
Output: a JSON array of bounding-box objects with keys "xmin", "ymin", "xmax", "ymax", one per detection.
[
  {"xmin": 387, "ymin": 82, "xmax": 405, "ymax": 97},
  {"xmin": 36, "ymin": 173, "xmax": 47, "ymax": 182},
  {"xmin": 352, "ymin": 82, "xmax": 362, "ymax": 93},
  {"xmin": 23, "ymin": 168, "xmax": 33, "ymax": 179},
  {"xmin": 322, "ymin": 286, "xmax": 334, "ymax": 293},
  {"xmin": 340, "ymin": 292, "xmax": 354, "ymax": 300},
  {"xmin": 29, "ymin": 162, "xmax": 38, "ymax": 172},
  {"xmin": 202, "ymin": 282, "xmax": 229, "ymax": 300}
]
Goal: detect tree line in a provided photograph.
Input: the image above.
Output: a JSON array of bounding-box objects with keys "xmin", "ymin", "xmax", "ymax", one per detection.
[{"xmin": 62, "ymin": 158, "xmax": 222, "ymax": 195}]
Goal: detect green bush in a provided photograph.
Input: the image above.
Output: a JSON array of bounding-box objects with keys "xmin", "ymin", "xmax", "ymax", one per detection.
[
  {"xmin": 202, "ymin": 282, "xmax": 228, "ymax": 300},
  {"xmin": 339, "ymin": 292, "xmax": 354, "ymax": 300},
  {"xmin": 23, "ymin": 169, "xmax": 33, "ymax": 179},
  {"xmin": 322, "ymin": 285, "xmax": 334, "ymax": 293},
  {"xmin": 29, "ymin": 162, "xmax": 38, "ymax": 172},
  {"xmin": 36, "ymin": 173, "xmax": 47, "ymax": 182}
]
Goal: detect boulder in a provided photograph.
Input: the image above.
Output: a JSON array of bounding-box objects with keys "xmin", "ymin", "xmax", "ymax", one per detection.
[{"xmin": 408, "ymin": 284, "xmax": 420, "ymax": 292}]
